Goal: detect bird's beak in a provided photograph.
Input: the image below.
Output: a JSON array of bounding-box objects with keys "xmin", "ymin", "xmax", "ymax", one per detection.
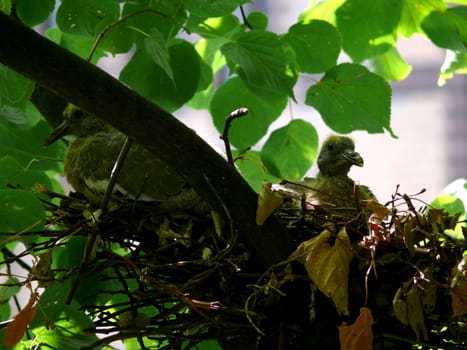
[
  {"xmin": 43, "ymin": 121, "xmax": 69, "ymax": 147},
  {"xmin": 341, "ymin": 149, "xmax": 364, "ymax": 167}
]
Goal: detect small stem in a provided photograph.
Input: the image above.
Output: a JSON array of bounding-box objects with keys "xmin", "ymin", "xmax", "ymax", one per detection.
[
  {"xmin": 220, "ymin": 108, "xmax": 248, "ymax": 166},
  {"xmin": 100, "ymin": 137, "xmax": 133, "ymax": 211}
]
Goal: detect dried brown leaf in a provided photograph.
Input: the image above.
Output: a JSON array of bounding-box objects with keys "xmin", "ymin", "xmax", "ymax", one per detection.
[
  {"xmin": 393, "ymin": 281, "xmax": 428, "ymax": 341},
  {"xmin": 3, "ymin": 292, "xmax": 38, "ymax": 346},
  {"xmin": 451, "ymin": 255, "xmax": 467, "ymax": 317},
  {"xmin": 338, "ymin": 307, "xmax": 374, "ymax": 350},
  {"xmin": 407, "ymin": 284, "xmax": 428, "ymax": 341},
  {"xmin": 393, "ymin": 285, "xmax": 408, "ymax": 325},
  {"xmin": 256, "ymin": 181, "xmax": 283, "ymax": 225},
  {"xmin": 289, "ymin": 227, "xmax": 353, "ymax": 315}
]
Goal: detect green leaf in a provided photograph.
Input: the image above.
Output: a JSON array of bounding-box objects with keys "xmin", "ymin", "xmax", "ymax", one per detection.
[
  {"xmin": 210, "ymin": 77, "xmax": 287, "ymax": 150},
  {"xmin": 283, "ymin": 20, "xmax": 341, "ymax": 74},
  {"xmin": 0, "ymin": 64, "xmax": 34, "ymax": 107},
  {"xmin": 31, "ymin": 324, "xmax": 98, "ymax": 349},
  {"xmin": 430, "ymin": 178, "xmax": 467, "ymax": 239},
  {"xmin": 438, "ymin": 50, "xmax": 467, "ymax": 86},
  {"xmin": 0, "ymin": 0, "xmax": 12, "ymax": 15},
  {"xmin": 0, "ymin": 120, "xmax": 66, "ymax": 171},
  {"xmin": 0, "ymin": 277, "xmax": 21, "ymax": 303},
  {"xmin": 422, "ymin": 7, "xmax": 467, "ymax": 53},
  {"xmin": 120, "ymin": 0, "xmax": 186, "ymax": 46},
  {"xmin": 45, "ymin": 27, "xmax": 106, "ymax": 64},
  {"xmin": 234, "ymin": 150, "xmax": 280, "ymax": 193},
  {"xmin": 0, "ymin": 156, "xmax": 53, "ymax": 192},
  {"xmin": 298, "ymin": 0, "xmax": 346, "ymax": 25},
  {"xmin": 144, "ymin": 28, "xmax": 174, "ymax": 81},
  {"xmin": 16, "ymin": 0, "xmax": 55, "ymax": 27},
  {"xmin": 432, "ymin": 179, "xmax": 467, "ymax": 214},
  {"xmin": 188, "ymin": 15, "xmax": 241, "ymax": 109},
  {"xmin": 185, "ymin": 0, "xmax": 247, "ymax": 18},
  {"xmin": 0, "ymin": 189, "xmax": 45, "ymax": 232},
  {"xmin": 187, "ymin": 60, "xmax": 214, "ymax": 109},
  {"xmin": 56, "ymin": 0, "xmax": 120, "ymax": 37},
  {"xmin": 305, "ymin": 63, "xmax": 394, "ymax": 136},
  {"xmin": 221, "ymin": 30, "xmax": 297, "ymax": 100},
  {"xmin": 398, "ymin": 0, "xmax": 446, "ymax": 38},
  {"xmin": 247, "ymin": 11, "xmax": 268, "ymax": 30},
  {"xmin": 3, "ymin": 101, "xmax": 42, "ymax": 129},
  {"xmin": 120, "ymin": 39, "xmax": 201, "ymax": 112},
  {"xmin": 260, "ymin": 119, "xmax": 318, "ymax": 180},
  {"xmin": 194, "ymin": 13, "xmax": 241, "ymax": 38},
  {"xmin": 336, "ymin": 0, "xmax": 402, "ymax": 62},
  {"xmin": 370, "ymin": 47, "xmax": 412, "ymax": 81}
]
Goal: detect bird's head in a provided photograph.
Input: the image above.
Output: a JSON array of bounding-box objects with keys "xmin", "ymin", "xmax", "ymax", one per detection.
[
  {"xmin": 317, "ymin": 135, "xmax": 364, "ymax": 177},
  {"xmin": 44, "ymin": 104, "xmax": 107, "ymax": 146}
]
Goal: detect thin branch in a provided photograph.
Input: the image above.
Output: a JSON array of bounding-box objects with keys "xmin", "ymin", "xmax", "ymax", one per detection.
[{"xmin": 220, "ymin": 108, "xmax": 248, "ymax": 166}]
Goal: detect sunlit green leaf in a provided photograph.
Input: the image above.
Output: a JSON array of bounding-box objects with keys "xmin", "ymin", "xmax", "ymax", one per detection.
[
  {"xmin": 0, "ymin": 0, "xmax": 12, "ymax": 15},
  {"xmin": 398, "ymin": 0, "xmax": 446, "ymax": 38},
  {"xmin": 306, "ymin": 63, "xmax": 394, "ymax": 136},
  {"xmin": 438, "ymin": 50, "xmax": 467, "ymax": 86},
  {"xmin": 370, "ymin": 47, "xmax": 412, "ymax": 81},
  {"xmin": 298, "ymin": 0, "xmax": 346, "ymax": 25},
  {"xmin": 234, "ymin": 150, "xmax": 280, "ymax": 193},
  {"xmin": 260, "ymin": 119, "xmax": 318, "ymax": 180},
  {"xmin": 422, "ymin": 7, "xmax": 467, "ymax": 53},
  {"xmin": 210, "ymin": 77, "xmax": 287, "ymax": 150},
  {"xmin": 221, "ymin": 30, "xmax": 297, "ymax": 100},
  {"xmin": 336, "ymin": 0, "xmax": 401, "ymax": 62},
  {"xmin": 283, "ymin": 20, "xmax": 341, "ymax": 74}
]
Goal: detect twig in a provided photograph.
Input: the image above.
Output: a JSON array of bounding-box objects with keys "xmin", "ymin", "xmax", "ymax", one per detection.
[
  {"xmin": 239, "ymin": 6, "xmax": 253, "ymax": 30},
  {"xmin": 100, "ymin": 137, "xmax": 133, "ymax": 211},
  {"xmin": 87, "ymin": 9, "xmax": 173, "ymax": 62},
  {"xmin": 220, "ymin": 108, "xmax": 248, "ymax": 166}
]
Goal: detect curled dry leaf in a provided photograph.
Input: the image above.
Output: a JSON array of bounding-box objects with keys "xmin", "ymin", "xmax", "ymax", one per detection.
[
  {"xmin": 289, "ymin": 227, "xmax": 353, "ymax": 315},
  {"xmin": 3, "ymin": 292, "xmax": 38, "ymax": 347},
  {"xmin": 450, "ymin": 255, "xmax": 467, "ymax": 317},
  {"xmin": 256, "ymin": 181, "xmax": 283, "ymax": 225},
  {"xmin": 338, "ymin": 307, "xmax": 374, "ymax": 350}
]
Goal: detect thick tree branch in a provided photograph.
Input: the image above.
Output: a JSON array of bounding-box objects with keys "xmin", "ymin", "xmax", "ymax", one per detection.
[{"xmin": 0, "ymin": 13, "xmax": 294, "ymax": 269}]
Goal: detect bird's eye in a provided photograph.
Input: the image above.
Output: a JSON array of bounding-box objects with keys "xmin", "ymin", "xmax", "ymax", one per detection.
[{"xmin": 327, "ymin": 143, "xmax": 334, "ymax": 152}]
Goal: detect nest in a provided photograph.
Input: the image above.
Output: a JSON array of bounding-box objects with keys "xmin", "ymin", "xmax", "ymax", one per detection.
[{"xmin": 2, "ymin": 186, "xmax": 467, "ymax": 349}]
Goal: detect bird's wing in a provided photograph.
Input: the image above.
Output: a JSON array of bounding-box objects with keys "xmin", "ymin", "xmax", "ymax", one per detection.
[{"xmin": 66, "ymin": 132, "xmax": 186, "ymax": 202}]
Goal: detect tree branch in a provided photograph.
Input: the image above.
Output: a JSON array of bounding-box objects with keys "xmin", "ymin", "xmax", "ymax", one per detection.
[{"xmin": 0, "ymin": 13, "xmax": 294, "ymax": 269}]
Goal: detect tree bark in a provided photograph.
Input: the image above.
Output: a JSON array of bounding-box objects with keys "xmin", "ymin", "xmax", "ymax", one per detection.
[{"xmin": 0, "ymin": 13, "xmax": 294, "ymax": 269}]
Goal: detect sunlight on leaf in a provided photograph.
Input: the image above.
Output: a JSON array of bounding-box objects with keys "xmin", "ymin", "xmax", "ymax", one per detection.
[
  {"xmin": 256, "ymin": 181, "xmax": 283, "ymax": 226},
  {"xmin": 289, "ymin": 227, "xmax": 353, "ymax": 315}
]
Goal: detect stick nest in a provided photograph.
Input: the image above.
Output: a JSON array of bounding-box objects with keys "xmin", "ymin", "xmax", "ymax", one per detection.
[{"xmin": 2, "ymin": 187, "xmax": 467, "ymax": 349}]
